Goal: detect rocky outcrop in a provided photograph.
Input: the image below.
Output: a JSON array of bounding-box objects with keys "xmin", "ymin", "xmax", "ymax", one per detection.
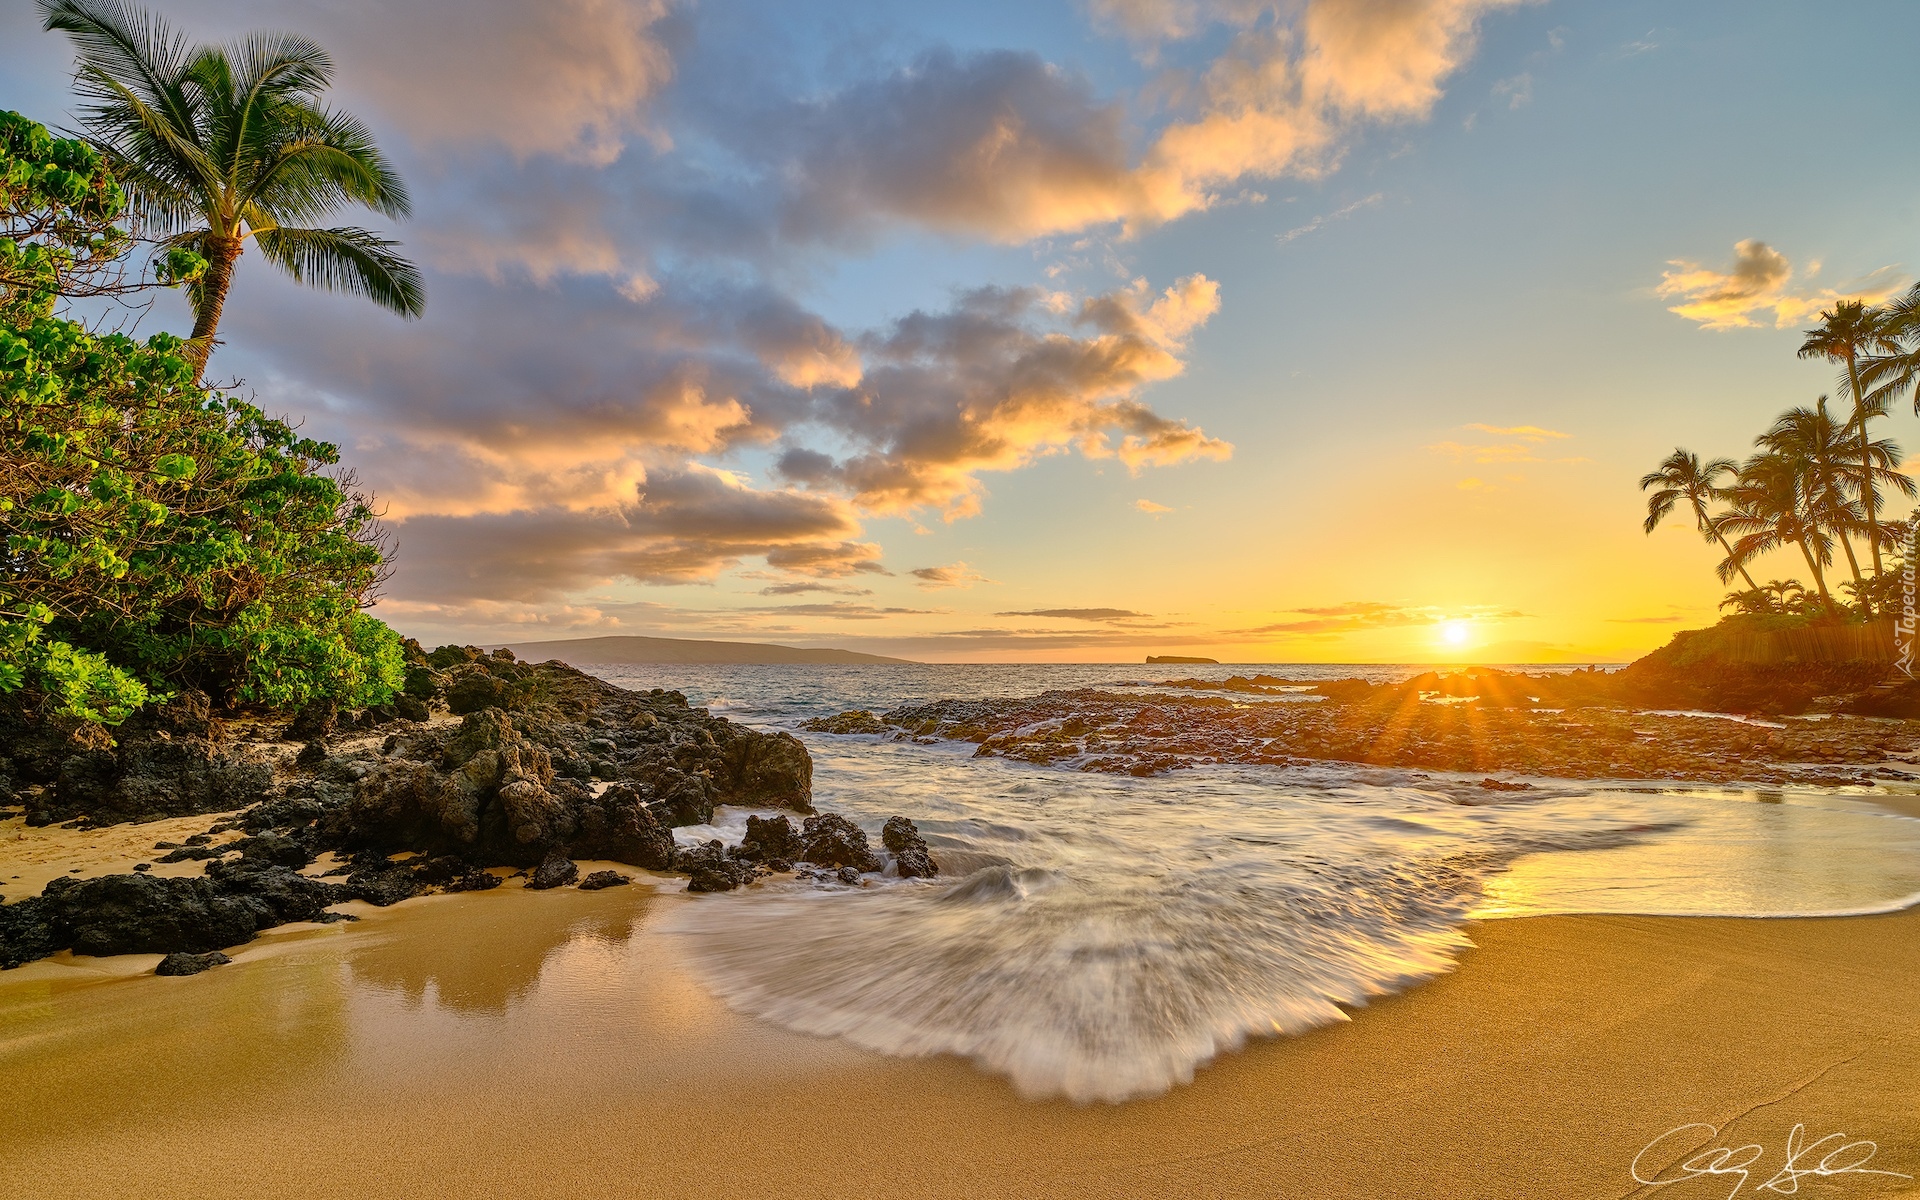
[
  {"xmin": 797, "ymin": 813, "xmax": 883, "ymax": 873},
  {"xmin": 578, "ymin": 870, "xmax": 631, "ymax": 890},
  {"xmin": 526, "ymin": 852, "xmax": 579, "ymax": 890},
  {"xmin": 882, "ymin": 816, "xmax": 939, "ymax": 878},
  {"xmin": 155, "ymin": 950, "xmax": 231, "ymax": 976},
  {"xmin": 734, "ymin": 814, "xmax": 800, "ymax": 867},
  {"xmin": 0, "ymin": 863, "xmax": 348, "ymax": 968},
  {"xmin": 22, "ymin": 690, "xmax": 274, "ymax": 826}
]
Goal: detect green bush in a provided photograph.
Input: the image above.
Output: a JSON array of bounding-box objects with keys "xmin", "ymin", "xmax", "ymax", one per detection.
[{"xmin": 1, "ymin": 109, "xmax": 399, "ymax": 721}]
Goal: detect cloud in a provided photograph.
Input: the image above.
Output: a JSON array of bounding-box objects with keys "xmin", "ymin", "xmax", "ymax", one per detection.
[
  {"xmin": 757, "ymin": 581, "xmax": 875, "ymax": 596},
  {"xmin": 1656, "ymin": 239, "xmax": 1906, "ymax": 330},
  {"xmin": 1275, "ymin": 192, "xmax": 1384, "ymax": 245},
  {"xmin": 816, "ymin": 275, "xmax": 1229, "ymax": 517},
  {"xmin": 996, "ymin": 608, "xmax": 1151, "ymax": 621},
  {"xmin": 722, "ymin": 2, "xmax": 1521, "ymax": 242},
  {"xmin": 386, "ymin": 465, "xmax": 864, "ymax": 603},
  {"xmin": 910, "ymin": 563, "xmax": 996, "ymax": 590},
  {"xmin": 330, "ymin": 0, "xmax": 677, "ymax": 164},
  {"xmin": 1429, "ymin": 423, "xmax": 1585, "ymax": 466},
  {"xmin": 1607, "ymin": 615, "xmax": 1683, "ymax": 624},
  {"xmin": 1491, "ymin": 71, "xmax": 1532, "ymax": 107},
  {"xmin": 1136, "ymin": 498, "xmax": 1174, "ymax": 513},
  {"xmin": 736, "ymin": 603, "xmax": 944, "ymax": 620}
]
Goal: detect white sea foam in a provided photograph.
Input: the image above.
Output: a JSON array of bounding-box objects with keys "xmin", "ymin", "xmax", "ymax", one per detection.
[{"xmin": 587, "ymin": 663, "xmax": 1920, "ymax": 1103}]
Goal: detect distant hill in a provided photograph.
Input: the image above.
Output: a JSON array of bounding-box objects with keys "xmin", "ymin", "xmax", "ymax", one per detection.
[
  {"xmin": 496, "ymin": 635, "xmax": 913, "ymax": 665},
  {"xmin": 1147, "ymin": 655, "xmax": 1218, "ymax": 664}
]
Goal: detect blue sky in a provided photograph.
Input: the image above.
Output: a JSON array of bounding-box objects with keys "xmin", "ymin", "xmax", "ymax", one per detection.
[{"xmin": 5, "ymin": 0, "xmax": 1918, "ymax": 661}]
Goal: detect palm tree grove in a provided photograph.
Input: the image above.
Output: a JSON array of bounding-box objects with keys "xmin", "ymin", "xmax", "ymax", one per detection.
[{"xmin": 1644, "ymin": 297, "xmax": 1920, "ymax": 624}]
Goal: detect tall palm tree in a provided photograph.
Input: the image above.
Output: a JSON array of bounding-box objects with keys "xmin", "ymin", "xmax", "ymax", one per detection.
[
  {"xmin": 1860, "ymin": 282, "xmax": 1920, "ymax": 425},
  {"xmin": 1752, "ymin": 398, "xmax": 1879, "ymax": 603},
  {"xmin": 40, "ymin": 0, "xmax": 422, "ymax": 376},
  {"xmin": 1798, "ymin": 300, "xmax": 1900, "ymax": 578},
  {"xmin": 1717, "ymin": 450, "xmax": 1840, "ymax": 613},
  {"xmin": 1640, "ymin": 448, "xmax": 1757, "ymax": 590}
]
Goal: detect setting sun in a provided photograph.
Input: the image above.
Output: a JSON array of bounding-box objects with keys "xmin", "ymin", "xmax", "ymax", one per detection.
[{"xmin": 1439, "ymin": 620, "xmax": 1473, "ymax": 646}]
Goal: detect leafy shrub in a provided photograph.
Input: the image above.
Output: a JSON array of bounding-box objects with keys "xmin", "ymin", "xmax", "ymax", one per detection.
[{"xmin": 1, "ymin": 109, "xmax": 398, "ymax": 721}]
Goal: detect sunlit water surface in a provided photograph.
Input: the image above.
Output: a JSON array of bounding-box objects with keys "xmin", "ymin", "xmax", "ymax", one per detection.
[{"xmin": 568, "ymin": 662, "xmax": 1920, "ymax": 1101}]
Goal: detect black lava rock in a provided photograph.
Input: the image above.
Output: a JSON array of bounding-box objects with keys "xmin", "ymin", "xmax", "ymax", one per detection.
[
  {"xmin": 797, "ymin": 813, "xmax": 882, "ymax": 873},
  {"xmin": 155, "ymin": 950, "xmax": 231, "ymax": 976},
  {"xmin": 577, "ymin": 870, "xmax": 631, "ymax": 891},
  {"xmin": 527, "ymin": 852, "xmax": 579, "ymax": 890},
  {"xmin": 882, "ymin": 815, "xmax": 939, "ymax": 878}
]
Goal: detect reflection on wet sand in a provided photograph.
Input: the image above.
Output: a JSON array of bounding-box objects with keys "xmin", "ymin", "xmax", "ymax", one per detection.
[{"xmin": 347, "ymin": 885, "xmax": 646, "ymax": 1016}]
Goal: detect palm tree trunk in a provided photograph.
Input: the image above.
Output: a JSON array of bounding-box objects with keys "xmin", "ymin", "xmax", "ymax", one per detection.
[
  {"xmin": 1796, "ymin": 535, "xmax": 1835, "ymax": 613},
  {"xmin": 1836, "ymin": 525, "xmax": 1866, "ymax": 598},
  {"xmin": 1715, "ymin": 533, "xmax": 1760, "ymax": 591},
  {"xmin": 187, "ymin": 235, "xmax": 243, "ymax": 381},
  {"xmin": 1849, "ymin": 351, "xmax": 1885, "ymax": 584}
]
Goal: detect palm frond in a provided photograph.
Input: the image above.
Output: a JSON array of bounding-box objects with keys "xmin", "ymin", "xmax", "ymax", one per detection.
[{"xmin": 252, "ymin": 226, "xmax": 424, "ymax": 317}]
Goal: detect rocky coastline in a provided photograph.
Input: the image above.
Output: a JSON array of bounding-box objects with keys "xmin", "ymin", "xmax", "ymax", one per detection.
[
  {"xmin": 802, "ymin": 666, "xmax": 1920, "ymax": 786},
  {"xmin": 0, "ymin": 645, "xmax": 938, "ymax": 972}
]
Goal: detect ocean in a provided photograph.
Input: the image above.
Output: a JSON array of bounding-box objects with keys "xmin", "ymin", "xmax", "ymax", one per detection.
[{"xmin": 578, "ymin": 662, "xmax": 1920, "ymax": 1102}]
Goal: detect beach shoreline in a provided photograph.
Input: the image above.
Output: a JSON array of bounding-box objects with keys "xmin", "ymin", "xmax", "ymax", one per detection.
[{"xmin": 2, "ymin": 872, "xmax": 1916, "ymax": 1199}]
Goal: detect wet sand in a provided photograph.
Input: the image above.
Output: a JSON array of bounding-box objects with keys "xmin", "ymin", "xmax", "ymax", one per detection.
[{"xmin": 2, "ymin": 879, "xmax": 1916, "ymax": 1199}]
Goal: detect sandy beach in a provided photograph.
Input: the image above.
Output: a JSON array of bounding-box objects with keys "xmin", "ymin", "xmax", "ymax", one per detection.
[{"xmin": 2, "ymin": 867, "xmax": 1915, "ymax": 1200}]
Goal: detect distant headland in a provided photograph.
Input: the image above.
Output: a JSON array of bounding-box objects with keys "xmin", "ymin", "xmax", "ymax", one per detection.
[
  {"xmin": 496, "ymin": 635, "xmax": 914, "ymax": 665},
  {"xmin": 1147, "ymin": 655, "xmax": 1220, "ymax": 664}
]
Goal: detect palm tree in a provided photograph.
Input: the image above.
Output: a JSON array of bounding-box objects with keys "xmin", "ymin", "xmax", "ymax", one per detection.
[
  {"xmin": 1641, "ymin": 449, "xmax": 1757, "ymax": 590},
  {"xmin": 40, "ymin": 0, "xmax": 422, "ymax": 376},
  {"xmin": 1717, "ymin": 451, "xmax": 1840, "ymax": 613},
  {"xmin": 1753, "ymin": 398, "xmax": 1872, "ymax": 601},
  {"xmin": 1798, "ymin": 301, "xmax": 1901, "ymax": 579},
  {"xmin": 1860, "ymin": 282, "xmax": 1920, "ymax": 428}
]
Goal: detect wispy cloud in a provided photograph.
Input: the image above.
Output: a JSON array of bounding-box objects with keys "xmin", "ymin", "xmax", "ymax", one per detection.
[
  {"xmin": 1656, "ymin": 239, "xmax": 1906, "ymax": 330},
  {"xmin": 1492, "ymin": 72, "xmax": 1532, "ymax": 108},
  {"xmin": 1276, "ymin": 193, "xmax": 1385, "ymax": 245},
  {"xmin": 1229, "ymin": 601, "xmax": 1525, "ymax": 637},
  {"xmin": 910, "ymin": 562, "xmax": 996, "ymax": 590},
  {"xmin": 1136, "ymin": 498, "xmax": 1173, "ymax": 514},
  {"xmin": 996, "ymin": 608, "xmax": 1150, "ymax": 622},
  {"xmin": 1429, "ymin": 423, "xmax": 1585, "ymax": 467}
]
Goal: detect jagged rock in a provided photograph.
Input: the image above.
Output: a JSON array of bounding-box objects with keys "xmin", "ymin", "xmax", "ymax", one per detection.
[
  {"xmin": 35, "ymin": 719, "xmax": 273, "ymax": 826},
  {"xmin": 797, "ymin": 813, "xmax": 882, "ymax": 873},
  {"xmin": 231, "ymin": 834, "xmax": 311, "ymax": 868},
  {"xmin": 678, "ymin": 840, "xmax": 760, "ymax": 892},
  {"xmin": 734, "ymin": 813, "xmax": 800, "ymax": 863},
  {"xmin": 565, "ymin": 783, "xmax": 675, "ymax": 870},
  {"xmin": 882, "ymin": 815, "xmax": 939, "ymax": 878},
  {"xmin": 718, "ymin": 731, "xmax": 813, "ymax": 812},
  {"xmin": 394, "ymin": 694, "xmax": 431, "ymax": 722},
  {"xmin": 285, "ymin": 700, "xmax": 337, "ymax": 742},
  {"xmin": 527, "ymin": 852, "xmax": 579, "ymax": 890},
  {"xmin": 578, "ymin": 870, "xmax": 631, "ymax": 891},
  {"xmin": 6, "ymin": 865, "xmax": 349, "ymax": 961},
  {"xmin": 346, "ymin": 861, "xmax": 426, "ymax": 907},
  {"xmin": 447, "ymin": 867, "xmax": 502, "ymax": 892},
  {"xmin": 402, "ymin": 666, "xmax": 441, "ymax": 700},
  {"xmin": 799, "ymin": 710, "xmax": 893, "ymax": 735},
  {"xmin": 445, "ymin": 671, "xmax": 515, "ymax": 715},
  {"xmin": 155, "ymin": 950, "xmax": 231, "ymax": 976}
]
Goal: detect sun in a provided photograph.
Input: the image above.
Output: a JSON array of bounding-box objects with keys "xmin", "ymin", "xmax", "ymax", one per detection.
[{"xmin": 1439, "ymin": 619, "xmax": 1472, "ymax": 647}]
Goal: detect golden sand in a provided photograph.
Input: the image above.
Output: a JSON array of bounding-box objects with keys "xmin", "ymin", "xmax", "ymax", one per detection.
[{"xmin": 1, "ymin": 871, "xmax": 1916, "ymax": 1199}]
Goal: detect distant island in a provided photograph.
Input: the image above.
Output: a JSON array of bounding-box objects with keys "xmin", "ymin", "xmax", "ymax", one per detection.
[
  {"xmin": 497, "ymin": 635, "xmax": 914, "ymax": 665},
  {"xmin": 1147, "ymin": 655, "xmax": 1220, "ymax": 664}
]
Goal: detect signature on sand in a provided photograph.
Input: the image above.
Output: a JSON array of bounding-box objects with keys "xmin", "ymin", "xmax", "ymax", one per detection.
[{"xmin": 1632, "ymin": 1123, "xmax": 1912, "ymax": 1197}]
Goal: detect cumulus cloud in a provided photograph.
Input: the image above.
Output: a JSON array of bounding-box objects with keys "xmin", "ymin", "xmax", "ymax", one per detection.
[
  {"xmin": 331, "ymin": 0, "xmax": 677, "ymax": 163},
  {"xmin": 807, "ymin": 275, "xmax": 1229, "ymax": 517},
  {"xmin": 386, "ymin": 466, "xmax": 862, "ymax": 603},
  {"xmin": 910, "ymin": 563, "xmax": 996, "ymax": 590},
  {"xmin": 1656, "ymin": 240, "xmax": 1906, "ymax": 330}
]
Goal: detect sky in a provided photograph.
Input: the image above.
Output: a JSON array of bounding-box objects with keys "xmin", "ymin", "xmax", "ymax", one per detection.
[{"xmin": 5, "ymin": 0, "xmax": 1920, "ymax": 663}]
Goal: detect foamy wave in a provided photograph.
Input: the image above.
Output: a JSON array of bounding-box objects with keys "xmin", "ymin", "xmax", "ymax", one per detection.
[{"xmin": 670, "ymin": 849, "xmax": 1509, "ymax": 1102}]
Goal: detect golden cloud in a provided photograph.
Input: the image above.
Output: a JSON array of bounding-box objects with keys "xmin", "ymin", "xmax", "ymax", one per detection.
[{"xmin": 1657, "ymin": 239, "xmax": 1906, "ymax": 330}]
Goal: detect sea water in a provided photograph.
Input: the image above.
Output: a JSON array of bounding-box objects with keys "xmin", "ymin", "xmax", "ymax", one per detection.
[{"xmin": 581, "ymin": 663, "xmax": 1920, "ymax": 1102}]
